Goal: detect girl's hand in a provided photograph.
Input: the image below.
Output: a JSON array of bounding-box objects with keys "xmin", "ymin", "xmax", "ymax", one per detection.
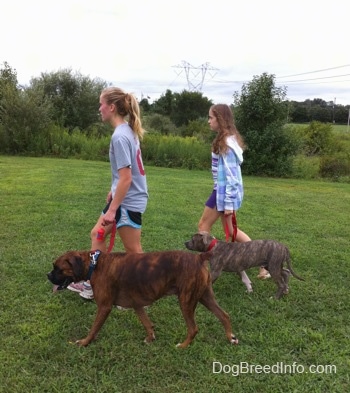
[{"xmin": 102, "ymin": 210, "xmax": 116, "ymax": 226}]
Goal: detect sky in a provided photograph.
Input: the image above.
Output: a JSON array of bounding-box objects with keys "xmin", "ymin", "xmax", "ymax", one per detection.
[{"xmin": 1, "ymin": 0, "xmax": 349, "ymax": 105}]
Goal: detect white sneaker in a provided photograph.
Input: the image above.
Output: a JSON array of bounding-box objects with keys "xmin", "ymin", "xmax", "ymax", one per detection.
[
  {"xmin": 257, "ymin": 267, "xmax": 271, "ymax": 280},
  {"xmin": 115, "ymin": 305, "xmax": 150, "ymax": 311},
  {"xmin": 67, "ymin": 281, "xmax": 84, "ymax": 293},
  {"xmin": 115, "ymin": 306, "xmax": 130, "ymax": 311},
  {"xmin": 79, "ymin": 282, "xmax": 94, "ymax": 300}
]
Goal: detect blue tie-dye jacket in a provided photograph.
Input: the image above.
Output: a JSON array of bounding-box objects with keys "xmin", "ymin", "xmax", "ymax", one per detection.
[{"xmin": 215, "ymin": 136, "xmax": 244, "ymax": 212}]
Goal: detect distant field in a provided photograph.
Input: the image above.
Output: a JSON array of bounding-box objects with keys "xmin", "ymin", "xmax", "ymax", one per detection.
[
  {"xmin": 332, "ymin": 124, "xmax": 350, "ymax": 133},
  {"xmin": 292, "ymin": 123, "xmax": 350, "ymax": 133}
]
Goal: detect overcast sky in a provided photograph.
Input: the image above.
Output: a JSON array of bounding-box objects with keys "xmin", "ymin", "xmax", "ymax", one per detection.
[{"xmin": 1, "ymin": 0, "xmax": 349, "ymax": 105}]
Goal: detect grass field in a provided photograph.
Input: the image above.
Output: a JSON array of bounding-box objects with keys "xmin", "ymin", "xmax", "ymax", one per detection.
[
  {"xmin": 293, "ymin": 123, "xmax": 349, "ymax": 133},
  {"xmin": 332, "ymin": 124, "xmax": 350, "ymax": 133},
  {"xmin": 0, "ymin": 156, "xmax": 349, "ymax": 393}
]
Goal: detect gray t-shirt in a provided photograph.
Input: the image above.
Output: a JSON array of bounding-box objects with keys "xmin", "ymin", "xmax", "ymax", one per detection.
[{"xmin": 109, "ymin": 123, "xmax": 148, "ymax": 213}]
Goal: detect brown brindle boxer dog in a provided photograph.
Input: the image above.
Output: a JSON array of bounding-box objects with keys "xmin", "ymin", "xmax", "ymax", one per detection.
[{"xmin": 47, "ymin": 250, "xmax": 239, "ymax": 348}]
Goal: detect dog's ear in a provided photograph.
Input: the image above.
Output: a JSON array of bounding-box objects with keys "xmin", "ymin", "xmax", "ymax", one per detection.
[{"xmin": 67, "ymin": 253, "xmax": 85, "ymax": 281}]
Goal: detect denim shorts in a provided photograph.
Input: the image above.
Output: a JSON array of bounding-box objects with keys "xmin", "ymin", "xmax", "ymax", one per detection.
[{"xmin": 102, "ymin": 204, "xmax": 142, "ymax": 229}]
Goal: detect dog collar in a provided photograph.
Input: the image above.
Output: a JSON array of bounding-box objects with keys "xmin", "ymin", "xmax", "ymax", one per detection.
[
  {"xmin": 208, "ymin": 239, "xmax": 218, "ymax": 251},
  {"xmin": 87, "ymin": 250, "xmax": 101, "ymax": 280}
]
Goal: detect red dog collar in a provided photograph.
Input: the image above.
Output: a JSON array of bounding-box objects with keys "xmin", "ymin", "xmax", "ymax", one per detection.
[{"xmin": 208, "ymin": 239, "xmax": 218, "ymax": 251}]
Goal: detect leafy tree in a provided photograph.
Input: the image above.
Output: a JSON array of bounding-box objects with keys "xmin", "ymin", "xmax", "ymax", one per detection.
[
  {"xmin": 152, "ymin": 89, "xmax": 213, "ymax": 127},
  {"xmin": 139, "ymin": 97, "xmax": 151, "ymax": 113},
  {"xmin": 311, "ymin": 106, "xmax": 332, "ymax": 123},
  {"xmin": 0, "ymin": 62, "xmax": 19, "ymax": 123},
  {"xmin": 29, "ymin": 69, "xmax": 107, "ymax": 131},
  {"xmin": 334, "ymin": 105, "xmax": 349, "ymax": 124},
  {"xmin": 289, "ymin": 100, "xmax": 309, "ymax": 123},
  {"xmin": 0, "ymin": 85, "xmax": 52, "ymax": 154},
  {"xmin": 0, "ymin": 62, "xmax": 17, "ymax": 90},
  {"xmin": 234, "ymin": 73, "xmax": 298, "ymax": 176},
  {"xmin": 288, "ymin": 99, "xmax": 349, "ymax": 124},
  {"xmin": 152, "ymin": 89, "xmax": 174, "ymax": 116},
  {"xmin": 171, "ymin": 90, "xmax": 213, "ymax": 127}
]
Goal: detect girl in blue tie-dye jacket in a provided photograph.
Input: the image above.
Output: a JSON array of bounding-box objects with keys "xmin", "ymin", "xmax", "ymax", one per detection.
[{"xmin": 197, "ymin": 104, "xmax": 270, "ymax": 279}]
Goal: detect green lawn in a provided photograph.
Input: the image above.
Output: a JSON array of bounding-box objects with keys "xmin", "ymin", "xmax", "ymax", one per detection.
[
  {"xmin": 331, "ymin": 124, "xmax": 350, "ymax": 133},
  {"xmin": 0, "ymin": 156, "xmax": 349, "ymax": 392}
]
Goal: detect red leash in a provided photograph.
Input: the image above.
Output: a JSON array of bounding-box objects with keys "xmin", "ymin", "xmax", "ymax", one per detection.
[
  {"xmin": 224, "ymin": 212, "xmax": 237, "ymax": 242},
  {"xmin": 107, "ymin": 222, "xmax": 117, "ymax": 253},
  {"xmin": 97, "ymin": 222, "xmax": 117, "ymax": 253}
]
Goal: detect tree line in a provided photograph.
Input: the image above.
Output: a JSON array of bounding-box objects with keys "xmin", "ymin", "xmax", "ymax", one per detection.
[{"xmin": 1, "ymin": 62, "xmax": 349, "ymax": 180}]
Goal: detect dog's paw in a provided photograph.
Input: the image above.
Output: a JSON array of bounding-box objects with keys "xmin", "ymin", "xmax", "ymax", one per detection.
[
  {"xmin": 176, "ymin": 342, "xmax": 189, "ymax": 348},
  {"xmin": 75, "ymin": 338, "xmax": 90, "ymax": 347},
  {"xmin": 144, "ymin": 333, "xmax": 155, "ymax": 344},
  {"xmin": 230, "ymin": 335, "xmax": 239, "ymax": 345}
]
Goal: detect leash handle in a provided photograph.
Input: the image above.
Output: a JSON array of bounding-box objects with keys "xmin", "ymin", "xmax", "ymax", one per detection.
[
  {"xmin": 96, "ymin": 222, "xmax": 117, "ymax": 253},
  {"xmin": 224, "ymin": 212, "xmax": 237, "ymax": 242}
]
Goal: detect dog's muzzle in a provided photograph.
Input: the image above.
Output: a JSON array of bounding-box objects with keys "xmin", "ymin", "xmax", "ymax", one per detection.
[{"xmin": 47, "ymin": 272, "xmax": 73, "ymax": 290}]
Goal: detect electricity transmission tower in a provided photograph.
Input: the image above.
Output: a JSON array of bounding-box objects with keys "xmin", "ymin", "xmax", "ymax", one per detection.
[{"xmin": 172, "ymin": 61, "xmax": 219, "ymax": 91}]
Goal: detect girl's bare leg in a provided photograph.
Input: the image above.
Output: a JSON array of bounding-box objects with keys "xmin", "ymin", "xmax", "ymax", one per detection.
[
  {"xmin": 117, "ymin": 226, "xmax": 143, "ymax": 253},
  {"xmin": 198, "ymin": 206, "xmax": 221, "ymax": 233},
  {"xmin": 90, "ymin": 215, "xmax": 114, "ymax": 252}
]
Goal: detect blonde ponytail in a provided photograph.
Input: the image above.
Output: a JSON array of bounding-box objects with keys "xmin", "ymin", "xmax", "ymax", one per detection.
[{"xmin": 101, "ymin": 87, "xmax": 145, "ymax": 139}]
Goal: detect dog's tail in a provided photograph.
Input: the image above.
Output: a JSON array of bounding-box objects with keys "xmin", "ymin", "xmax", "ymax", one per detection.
[{"xmin": 285, "ymin": 249, "xmax": 305, "ymax": 281}]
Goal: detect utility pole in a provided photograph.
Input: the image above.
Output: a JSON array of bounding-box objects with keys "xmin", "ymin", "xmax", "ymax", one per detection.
[
  {"xmin": 172, "ymin": 61, "xmax": 219, "ymax": 92},
  {"xmin": 332, "ymin": 97, "xmax": 336, "ymax": 123}
]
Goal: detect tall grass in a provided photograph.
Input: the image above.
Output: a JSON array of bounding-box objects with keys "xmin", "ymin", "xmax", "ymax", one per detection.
[
  {"xmin": 142, "ymin": 134, "xmax": 210, "ymax": 169},
  {"xmin": 0, "ymin": 156, "xmax": 349, "ymax": 392}
]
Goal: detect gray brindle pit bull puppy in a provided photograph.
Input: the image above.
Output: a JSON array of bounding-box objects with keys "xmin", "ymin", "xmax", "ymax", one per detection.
[{"xmin": 185, "ymin": 232, "xmax": 304, "ymax": 299}]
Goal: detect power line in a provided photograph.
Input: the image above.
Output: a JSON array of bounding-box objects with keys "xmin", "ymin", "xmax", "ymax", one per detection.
[
  {"xmin": 275, "ymin": 79, "xmax": 350, "ymax": 86},
  {"xmin": 277, "ymin": 64, "xmax": 350, "ymax": 79},
  {"xmin": 198, "ymin": 64, "xmax": 350, "ymax": 86},
  {"xmin": 142, "ymin": 63, "xmax": 350, "ymax": 103},
  {"xmin": 162, "ymin": 73, "xmax": 349, "ymax": 89},
  {"xmin": 278, "ymin": 73, "xmax": 350, "ymax": 84}
]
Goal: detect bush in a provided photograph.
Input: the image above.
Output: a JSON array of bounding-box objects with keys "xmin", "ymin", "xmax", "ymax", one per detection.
[
  {"xmin": 180, "ymin": 118, "xmax": 214, "ymax": 144},
  {"xmin": 143, "ymin": 114, "xmax": 178, "ymax": 135},
  {"xmin": 319, "ymin": 153, "xmax": 350, "ymax": 181},
  {"xmin": 333, "ymin": 131, "xmax": 350, "ymax": 154},
  {"xmin": 292, "ymin": 154, "xmax": 320, "ymax": 179},
  {"xmin": 48, "ymin": 125, "xmax": 110, "ymax": 161},
  {"xmin": 284, "ymin": 123, "xmax": 306, "ymax": 153},
  {"xmin": 301, "ymin": 121, "xmax": 335, "ymax": 156},
  {"xmin": 141, "ymin": 134, "xmax": 210, "ymax": 170},
  {"xmin": 242, "ymin": 122, "xmax": 299, "ymax": 177},
  {"xmin": 140, "ymin": 132, "xmax": 162, "ymax": 164}
]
